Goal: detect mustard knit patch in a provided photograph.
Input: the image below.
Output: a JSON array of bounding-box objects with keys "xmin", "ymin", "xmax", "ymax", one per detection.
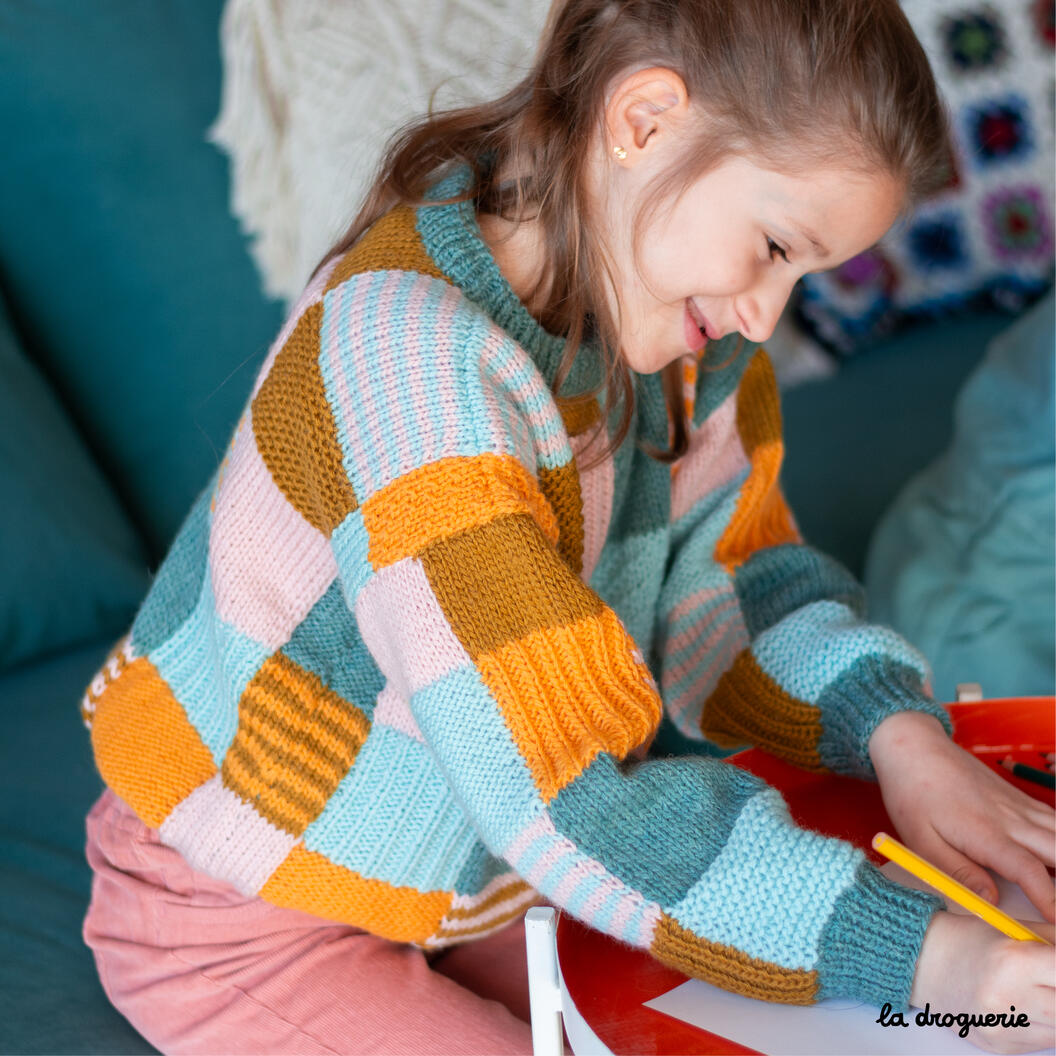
[
  {"xmin": 701, "ymin": 651, "xmax": 825, "ymax": 771},
  {"xmin": 252, "ymin": 301, "xmax": 358, "ymax": 537},
  {"xmin": 221, "ymin": 653, "xmax": 371, "ymax": 838},
  {"xmin": 421, "ymin": 512, "xmax": 601, "ymax": 660},
  {"xmin": 325, "ymin": 206, "xmax": 446, "ymax": 293},
  {"xmin": 652, "ymin": 912, "xmax": 819, "ymax": 1004}
]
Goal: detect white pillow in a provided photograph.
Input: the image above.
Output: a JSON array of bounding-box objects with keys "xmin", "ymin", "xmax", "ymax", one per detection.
[{"xmin": 210, "ymin": 0, "xmax": 550, "ymax": 304}]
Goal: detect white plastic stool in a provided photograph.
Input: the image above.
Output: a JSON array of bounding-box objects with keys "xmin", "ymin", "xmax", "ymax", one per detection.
[
  {"xmin": 525, "ymin": 907, "xmax": 612, "ymax": 1056},
  {"xmin": 524, "ymin": 907, "xmax": 564, "ymax": 1056}
]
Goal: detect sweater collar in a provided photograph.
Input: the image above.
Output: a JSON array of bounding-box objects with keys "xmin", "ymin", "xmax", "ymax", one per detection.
[{"xmin": 414, "ymin": 167, "xmax": 585, "ymax": 393}]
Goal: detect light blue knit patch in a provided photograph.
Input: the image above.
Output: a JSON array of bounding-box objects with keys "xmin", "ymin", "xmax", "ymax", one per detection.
[
  {"xmin": 131, "ymin": 484, "xmax": 213, "ymax": 657},
  {"xmin": 149, "ymin": 565, "xmax": 269, "ymax": 764},
  {"xmin": 751, "ymin": 600, "xmax": 930, "ymax": 704},
  {"xmin": 411, "ymin": 665, "xmax": 543, "ymax": 852},
  {"xmin": 669, "ymin": 788, "xmax": 861, "ymax": 970},
  {"xmin": 331, "ymin": 509, "xmax": 372, "ymax": 606},
  {"xmin": 304, "ymin": 723, "xmax": 478, "ymax": 892}
]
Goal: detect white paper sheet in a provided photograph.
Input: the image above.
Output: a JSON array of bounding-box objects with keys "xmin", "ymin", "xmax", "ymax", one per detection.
[{"xmin": 644, "ymin": 867, "xmax": 1054, "ymax": 1056}]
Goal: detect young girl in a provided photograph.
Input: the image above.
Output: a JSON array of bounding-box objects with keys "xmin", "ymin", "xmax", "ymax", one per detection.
[{"xmin": 82, "ymin": 0, "xmax": 1055, "ymax": 1052}]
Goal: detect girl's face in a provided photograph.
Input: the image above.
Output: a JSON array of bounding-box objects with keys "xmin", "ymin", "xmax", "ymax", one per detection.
[{"xmin": 601, "ymin": 154, "xmax": 904, "ymax": 374}]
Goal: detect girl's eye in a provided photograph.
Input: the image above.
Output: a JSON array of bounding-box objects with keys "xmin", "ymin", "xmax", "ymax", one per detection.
[{"xmin": 767, "ymin": 237, "xmax": 789, "ymax": 263}]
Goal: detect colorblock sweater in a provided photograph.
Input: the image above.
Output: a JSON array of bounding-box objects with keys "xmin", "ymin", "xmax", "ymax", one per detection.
[{"xmin": 84, "ymin": 169, "xmax": 950, "ymax": 1009}]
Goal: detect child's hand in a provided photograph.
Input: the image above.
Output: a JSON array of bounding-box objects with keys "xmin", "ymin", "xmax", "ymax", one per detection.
[
  {"xmin": 869, "ymin": 711, "xmax": 1056, "ymax": 923},
  {"xmin": 911, "ymin": 912, "xmax": 1055, "ymax": 1054}
]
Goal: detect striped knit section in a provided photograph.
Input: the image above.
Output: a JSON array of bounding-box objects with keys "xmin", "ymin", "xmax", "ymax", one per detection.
[
  {"xmin": 504, "ymin": 812, "xmax": 662, "ymax": 948},
  {"xmin": 425, "ymin": 871, "xmax": 539, "ymax": 948},
  {"xmin": 662, "ymin": 583, "xmax": 750, "ymax": 737},
  {"xmin": 81, "ymin": 635, "xmax": 133, "ymax": 729}
]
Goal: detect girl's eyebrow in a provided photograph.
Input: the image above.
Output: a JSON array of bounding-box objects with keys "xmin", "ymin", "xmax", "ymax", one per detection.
[{"xmin": 791, "ymin": 222, "xmax": 831, "ymax": 260}]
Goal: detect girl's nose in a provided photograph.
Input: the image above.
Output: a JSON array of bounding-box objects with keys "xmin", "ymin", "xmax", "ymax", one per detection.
[{"xmin": 736, "ymin": 279, "xmax": 796, "ymax": 344}]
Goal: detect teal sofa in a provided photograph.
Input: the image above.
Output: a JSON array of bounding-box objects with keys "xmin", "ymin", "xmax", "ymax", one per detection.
[{"xmin": 0, "ymin": 3, "xmax": 1035, "ymax": 1053}]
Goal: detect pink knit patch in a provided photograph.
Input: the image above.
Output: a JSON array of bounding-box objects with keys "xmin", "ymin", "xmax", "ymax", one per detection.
[
  {"xmin": 570, "ymin": 428, "xmax": 614, "ymax": 584},
  {"xmin": 354, "ymin": 556, "xmax": 474, "ymax": 698},
  {"xmin": 670, "ymin": 391, "xmax": 748, "ymax": 522},
  {"xmin": 372, "ymin": 683, "xmax": 425, "ymax": 744},
  {"xmin": 209, "ymin": 410, "xmax": 337, "ymax": 651}
]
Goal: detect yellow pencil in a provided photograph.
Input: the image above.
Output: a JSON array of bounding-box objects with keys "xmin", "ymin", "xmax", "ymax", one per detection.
[{"xmin": 872, "ymin": 832, "xmax": 1051, "ymax": 944}]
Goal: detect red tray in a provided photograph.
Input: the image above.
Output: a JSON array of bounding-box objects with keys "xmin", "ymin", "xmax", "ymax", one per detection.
[{"xmin": 557, "ymin": 697, "xmax": 1055, "ymax": 1055}]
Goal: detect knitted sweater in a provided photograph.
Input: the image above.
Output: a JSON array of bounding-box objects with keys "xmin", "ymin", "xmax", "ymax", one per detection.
[{"xmin": 84, "ymin": 170, "xmax": 950, "ymax": 1009}]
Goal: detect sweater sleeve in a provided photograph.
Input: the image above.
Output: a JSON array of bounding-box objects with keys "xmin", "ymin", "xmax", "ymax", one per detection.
[
  {"xmin": 318, "ymin": 272, "xmax": 940, "ymax": 1008},
  {"xmin": 657, "ymin": 348, "xmax": 952, "ymax": 776}
]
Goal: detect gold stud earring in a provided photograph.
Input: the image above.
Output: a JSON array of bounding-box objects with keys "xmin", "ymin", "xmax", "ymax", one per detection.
[{"xmin": 613, "ymin": 145, "xmax": 628, "ymax": 161}]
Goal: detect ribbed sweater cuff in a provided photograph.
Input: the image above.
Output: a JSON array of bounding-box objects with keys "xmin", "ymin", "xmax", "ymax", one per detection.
[
  {"xmin": 816, "ymin": 860, "xmax": 941, "ymax": 1009},
  {"xmin": 818, "ymin": 657, "xmax": 954, "ymax": 780}
]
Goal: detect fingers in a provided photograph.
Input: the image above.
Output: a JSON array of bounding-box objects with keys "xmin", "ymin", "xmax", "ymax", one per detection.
[
  {"xmin": 1003, "ymin": 851, "xmax": 1056, "ymax": 924},
  {"xmin": 920, "ymin": 831, "xmax": 1001, "ymax": 904}
]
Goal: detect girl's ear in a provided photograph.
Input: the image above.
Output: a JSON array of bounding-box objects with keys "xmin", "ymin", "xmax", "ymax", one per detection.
[{"xmin": 606, "ymin": 67, "xmax": 690, "ymax": 164}]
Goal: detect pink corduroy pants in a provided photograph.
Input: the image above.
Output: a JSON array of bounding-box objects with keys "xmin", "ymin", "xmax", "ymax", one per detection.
[{"xmin": 83, "ymin": 790, "xmax": 535, "ymax": 1055}]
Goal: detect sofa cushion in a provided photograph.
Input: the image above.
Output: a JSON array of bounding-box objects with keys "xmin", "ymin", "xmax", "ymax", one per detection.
[
  {"xmin": 0, "ymin": 0, "xmax": 283, "ymax": 559},
  {"xmin": 781, "ymin": 308, "xmax": 1012, "ymax": 578},
  {"xmin": 0, "ymin": 289, "xmax": 148, "ymax": 672},
  {"xmin": 0, "ymin": 639, "xmax": 156, "ymax": 1054},
  {"xmin": 865, "ymin": 294, "xmax": 1055, "ymax": 701}
]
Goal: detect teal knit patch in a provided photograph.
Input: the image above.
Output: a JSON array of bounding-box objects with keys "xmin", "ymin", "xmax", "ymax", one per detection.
[
  {"xmin": 590, "ymin": 524, "xmax": 669, "ymax": 656},
  {"xmin": 816, "ymin": 655, "xmax": 954, "ymax": 778},
  {"xmin": 734, "ymin": 544, "xmax": 865, "ymax": 638},
  {"xmin": 692, "ymin": 338, "xmax": 756, "ymax": 425},
  {"xmin": 281, "ymin": 581, "xmax": 383, "ymax": 720},
  {"xmin": 454, "ymin": 842, "xmax": 513, "ymax": 897},
  {"xmin": 416, "ymin": 170, "xmax": 571, "ymax": 390},
  {"xmin": 814, "ymin": 858, "xmax": 940, "ymax": 1008},
  {"xmin": 548, "ymin": 752, "xmax": 764, "ymax": 907},
  {"xmin": 130, "ymin": 481, "xmax": 213, "ymax": 656}
]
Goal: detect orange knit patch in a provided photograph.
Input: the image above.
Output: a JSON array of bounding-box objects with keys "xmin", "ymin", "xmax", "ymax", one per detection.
[
  {"xmin": 423, "ymin": 512, "xmax": 602, "ymax": 660},
  {"xmin": 90, "ymin": 658, "xmax": 217, "ymax": 828},
  {"xmin": 221, "ymin": 654, "xmax": 371, "ymax": 837},
  {"xmin": 362, "ymin": 453, "xmax": 560, "ymax": 570},
  {"xmin": 700, "ymin": 651, "xmax": 825, "ymax": 771},
  {"xmin": 652, "ymin": 913, "xmax": 819, "ymax": 1004},
  {"xmin": 325, "ymin": 206, "xmax": 446, "ymax": 293},
  {"xmin": 714, "ymin": 351, "xmax": 799, "ymax": 570},
  {"xmin": 477, "ymin": 608, "xmax": 661, "ymax": 802},
  {"xmin": 260, "ymin": 844, "xmax": 452, "ymax": 944},
  {"xmin": 252, "ymin": 301, "xmax": 358, "ymax": 537}
]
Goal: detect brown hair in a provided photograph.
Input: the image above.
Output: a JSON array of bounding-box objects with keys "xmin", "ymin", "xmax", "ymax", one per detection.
[{"xmin": 321, "ymin": 0, "xmax": 949, "ymax": 464}]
